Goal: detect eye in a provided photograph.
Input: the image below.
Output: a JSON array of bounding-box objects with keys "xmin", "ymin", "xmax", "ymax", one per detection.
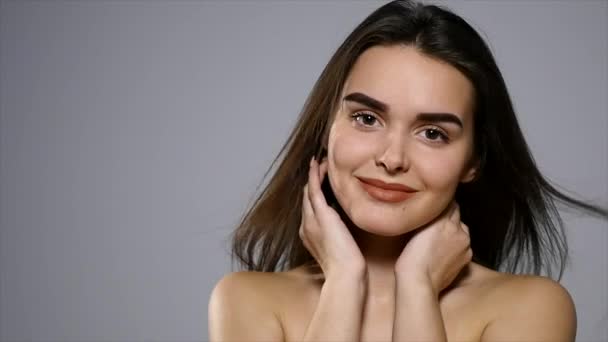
[
  {"xmin": 421, "ymin": 126, "xmax": 449, "ymax": 144},
  {"xmin": 351, "ymin": 112, "xmax": 380, "ymax": 127}
]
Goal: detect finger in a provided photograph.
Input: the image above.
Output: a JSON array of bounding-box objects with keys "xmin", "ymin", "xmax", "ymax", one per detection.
[
  {"xmin": 302, "ymin": 183, "xmax": 323, "ymax": 248},
  {"xmin": 318, "ymin": 158, "xmax": 329, "ymax": 185},
  {"xmin": 298, "ymin": 221, "xmax": 315, "ymax": 258},
  {"xmin": 308, "ymin": 158, "xmax": 327, "ymax": 210},
  {"xmin": 299, "ymin": 219, "xmax": 311, "ymax": 247},
  {"xmin": 302, "ymin": 183, "xmax": 315, "ymax": 228},
  {"xmin": 302, "ymin": 183, "xmax": 315, "ymax": 221},
  {"xmin": 465, "ymin": 248, "xmax": 473, "ymax": 262},
  {"xmin": 450, "ymin": 202, "xmax": 460, "ymax": 223},
  {"xmin": 298, "ymin": 221, "xmax": 305, "ymax": 241},
  {"xmin": 461, "ymin": 223, "xmax": 470, "ymax": 236}
]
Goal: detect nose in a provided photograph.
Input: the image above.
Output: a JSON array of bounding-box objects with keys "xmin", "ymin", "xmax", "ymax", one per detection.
[{"xmin": 376, "ymin": 132, "xmax": 410, "ymax": 174}]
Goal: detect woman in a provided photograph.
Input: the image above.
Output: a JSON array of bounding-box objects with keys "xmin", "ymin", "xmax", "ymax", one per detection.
[{"xmin": 209, "ymin": 1, "xmax": 607, "ymax": 341}]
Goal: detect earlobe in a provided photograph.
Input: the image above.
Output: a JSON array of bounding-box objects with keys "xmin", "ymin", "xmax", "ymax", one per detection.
[
  {"xmin": 461, "ymin": 167, "xmax": 477, "ymax": 183},
  {"xmin": 461, "ymin": 159, "xmax": 479, "ymax": 183}
]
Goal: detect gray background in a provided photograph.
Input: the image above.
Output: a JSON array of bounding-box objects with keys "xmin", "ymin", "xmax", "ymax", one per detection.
[{"xmin": 0, "ymin": 0, "xmax": 606, "ymax": 341}]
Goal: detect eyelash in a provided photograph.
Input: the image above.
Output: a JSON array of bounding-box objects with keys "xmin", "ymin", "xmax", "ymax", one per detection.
[{"xmin": 350, "ymin": 111, "xmax": 450, "ymax": 144}]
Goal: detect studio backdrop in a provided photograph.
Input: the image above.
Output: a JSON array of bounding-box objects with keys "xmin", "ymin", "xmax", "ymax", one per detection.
[{"xmin": 1, "ymin": 1, "xmax": 606, "ymax": 341}]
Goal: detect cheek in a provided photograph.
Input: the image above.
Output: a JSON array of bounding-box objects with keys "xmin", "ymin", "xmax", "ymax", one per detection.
[
  {"xmin": 329, "ymin": 127, "xmax": 373, "ymax": 167},
  {"xmin": 413, "ymin": 146, "xmax": 469, "ymax": 192},
  {"xmin": 327, "ymin": 123, "xmax": 376, "ymax": 180},
  {"xmin": 327, "ymin": 125, "xmax": 375, "ymax": 207}
]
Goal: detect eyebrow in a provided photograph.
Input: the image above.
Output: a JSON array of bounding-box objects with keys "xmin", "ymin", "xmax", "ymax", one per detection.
[{"xmin": 342, "ymin": 92, "xmax": 464, "ymax": 128}]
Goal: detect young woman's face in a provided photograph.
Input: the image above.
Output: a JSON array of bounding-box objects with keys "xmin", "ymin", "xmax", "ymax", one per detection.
[{"xmin": 326, "ymin": 45, "xmax": 477, "ymax": 236}]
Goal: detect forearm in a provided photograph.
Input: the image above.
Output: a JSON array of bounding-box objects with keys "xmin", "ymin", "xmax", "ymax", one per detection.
[
  {"xmin": 303, "ymin": 270, "xmax": 367, "ymax": 342},
  {"xmin": 392, "ymin": 276, "xmax": 447, "ymax": 342}
]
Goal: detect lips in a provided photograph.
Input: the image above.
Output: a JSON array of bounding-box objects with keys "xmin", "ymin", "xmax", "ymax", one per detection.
[
  {"xmin": 357, "ymin": 177, "xmax": 417, "ymax": 203},
  {"xmin": 357, "ymin": 177, "xmax": 416, "ymax": 192}
]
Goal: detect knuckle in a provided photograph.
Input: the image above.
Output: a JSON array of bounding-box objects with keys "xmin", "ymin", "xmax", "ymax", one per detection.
[
  {"xmin": 465, "ymin": 248, "xmax": 473, "ymax": 260},
  {"xmin": 462, "ymin": 232, "xmax": 470, "ymax": 242},
  {"xmin": 299, "ymin": 220, "xmax": 310, "ymax": 237}
]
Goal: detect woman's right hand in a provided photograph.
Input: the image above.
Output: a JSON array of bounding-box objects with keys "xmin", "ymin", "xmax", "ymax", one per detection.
[{"xmin": 300, "ymin": 157, "xmax": 366, "ymax": 279}]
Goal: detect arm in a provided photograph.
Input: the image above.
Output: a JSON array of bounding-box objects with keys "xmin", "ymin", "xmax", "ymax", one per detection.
[
  {"xmin": 392, "ymin": 274, "xmax": 447, "ymax": 342},
  {"xmin": 208, "ymin": 272, "xmax": 284, "ymax": 342},
  {"xmin": 481, "ymin": 276, "xmax": 576, "ymax": 342},
  {"xmin": 392, "ymin": 203, "xmax": 470, "ymax": 341},
  {"xmin": 299, "ymin": 157, "xmax": 368, "ymax": 340},
  {"xmin": 302, "ymin": 269, "xmax": 367, "ymax": 342}
]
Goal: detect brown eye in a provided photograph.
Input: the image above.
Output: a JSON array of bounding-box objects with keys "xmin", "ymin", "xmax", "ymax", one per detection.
[
  {"xmin": 421, "ymin": 127, "xmax": 449, "ymax": 143},
  {"xmin": 351, "ymin": 112, "xmax": 379, "ymax": 127},
  {"xmin": 425, "ymin": 129, "xmax": 442, "ymax": 140}
]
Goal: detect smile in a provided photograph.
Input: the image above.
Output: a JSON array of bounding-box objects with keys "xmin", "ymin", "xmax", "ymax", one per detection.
[{"xmin": 357, "ymin": 177, "xmax": 417, "ymax": 203}]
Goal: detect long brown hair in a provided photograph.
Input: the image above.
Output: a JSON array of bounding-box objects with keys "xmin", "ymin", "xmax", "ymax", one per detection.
[{"xmin": 230, "ymin": 0, "xmax": 607, "ymax": 278}]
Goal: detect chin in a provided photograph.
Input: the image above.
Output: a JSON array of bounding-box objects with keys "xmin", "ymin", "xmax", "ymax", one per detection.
[
  {"xmin": 349, "ymin": 210, "xmax": 421, "ymax": 237},
  {"xmin": 357, "ymin": 225, "xmax": 409, "ymax": 237}
]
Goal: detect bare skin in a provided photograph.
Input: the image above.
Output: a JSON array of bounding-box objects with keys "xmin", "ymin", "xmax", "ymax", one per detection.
[
  {"xmin": 274, "ymin": 262, "xmax": 511, "ymax": 341},
  {"xmin": 208, "ymin": 45, "xmax": 576, "ymax": 341},
  {"xmin": 210, "ymin": 262, "xmax": 576, "ymax": 341}
]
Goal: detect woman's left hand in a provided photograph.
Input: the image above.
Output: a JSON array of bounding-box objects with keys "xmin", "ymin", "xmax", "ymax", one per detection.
[{"xmin": 394, "ymin": 202, "xmax": 473, "ymax": 295}]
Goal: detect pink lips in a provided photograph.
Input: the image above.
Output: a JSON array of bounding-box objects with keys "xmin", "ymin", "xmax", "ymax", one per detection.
[{"xmin": 357, "ymin": 177, "xmax": 417, "ymax": 203}]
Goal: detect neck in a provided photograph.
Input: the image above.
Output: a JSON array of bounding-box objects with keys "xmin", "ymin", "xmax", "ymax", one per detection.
[
  {"xmin": 335, "ymin": 206, "xmax": 412, "ymax": 298},
  {"xmin": 336, "ymin": 203, "xmax": 410, "ymax": 268},
  {"xmin": 351, "ymin": 227, "xmax": 410, "ymax": 268}
]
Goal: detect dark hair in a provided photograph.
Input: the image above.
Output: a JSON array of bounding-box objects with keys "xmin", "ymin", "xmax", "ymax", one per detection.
[{"xmin": 230, "ymin": 0, "xmax": 607, "ymax": 279}]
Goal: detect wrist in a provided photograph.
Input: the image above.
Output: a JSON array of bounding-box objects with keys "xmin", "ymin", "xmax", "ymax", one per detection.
[
  {"xmin": 326, "ymin": 265, "xmax": 367, "ymax": 283},
  {"xmin": 395, "ymin": 269, "xmax": 437, "ymax": 296},
  {"xmin": 324, "ymin": 268, "xmax": 368, "ymax": 297},
  {"xmin": 326, "ymin": 258, "xmax": 367, "ymax": 279}
]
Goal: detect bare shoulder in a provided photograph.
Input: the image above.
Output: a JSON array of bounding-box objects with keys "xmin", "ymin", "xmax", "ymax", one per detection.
[
  {"xmin": 210, "ymin": 270, "xmax": 292, "ymax": 298},
  {"xmin": 491, "ymin": 272, "xmax": 575, "ymax": 305},
  {"xmin": 208, "ymin": 270, "xmax": 293, "ymax": 341},
  {"xmin": 472, "ymin": 265, "xmax": 576, "ymax": 342},
  {"xmin": 210, "ymin": 266, "xmax": 319, "ymax": 298}
]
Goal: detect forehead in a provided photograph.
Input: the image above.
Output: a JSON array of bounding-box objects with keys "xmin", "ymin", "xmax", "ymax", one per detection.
[{"xmin": 342, "ymin": 45, "xmax": 475, "ymax": 120}]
